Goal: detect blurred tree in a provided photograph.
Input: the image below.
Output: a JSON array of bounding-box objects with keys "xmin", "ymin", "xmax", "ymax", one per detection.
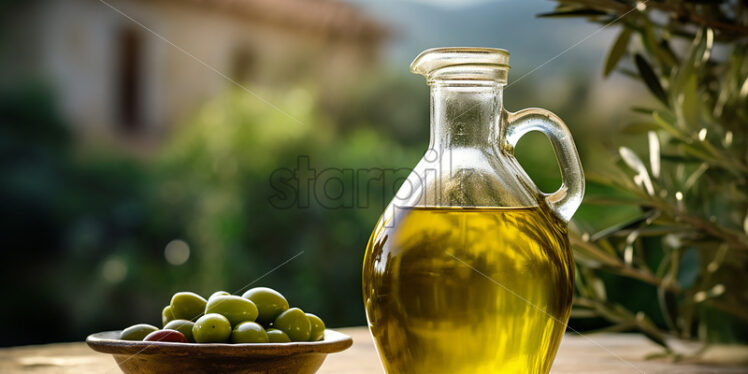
[
  {"xmin": 0, "ymin": 83, "xmax": 72, "ymax": 345},
  {"xmin": 0, "ymin": 81, "xmax": 159, "ymax": 345},
  {"xmin": 324, "ymin": 70, "xmax": 429, "ymax": 146},
  {"xmin": 543, "ymin": 0, "xmax": 748, "ymax": 352},
  {"xmin": 151, "ymin": 87, "xmax": 422, "ymax": 328}
]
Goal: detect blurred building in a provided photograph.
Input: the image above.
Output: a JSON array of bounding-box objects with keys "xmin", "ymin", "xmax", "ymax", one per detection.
[{"xmin": 2, "ymin": 0, "xmax": 386, "ymax": 146}]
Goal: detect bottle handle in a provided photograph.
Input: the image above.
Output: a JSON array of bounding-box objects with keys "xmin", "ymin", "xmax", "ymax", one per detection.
[{"xmin": 503, "ymin": 108, "xmax": 585, "ymax": 222}]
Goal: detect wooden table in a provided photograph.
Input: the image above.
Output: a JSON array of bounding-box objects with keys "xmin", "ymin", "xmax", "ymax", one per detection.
[{"xmin": 2, "ymin": 327, "xmax": 747, "ymax": 373}]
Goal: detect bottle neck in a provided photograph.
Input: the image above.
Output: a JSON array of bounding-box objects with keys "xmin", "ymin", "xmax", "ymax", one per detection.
[{"xmin": 429, "ymin": 83, "xmax": 503, "ymax": 150}]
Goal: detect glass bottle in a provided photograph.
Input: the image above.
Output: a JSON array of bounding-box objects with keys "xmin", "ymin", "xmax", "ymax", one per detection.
[{"xmin": 362, "ymin": 48, "xmax": 585, "ymax": 374}]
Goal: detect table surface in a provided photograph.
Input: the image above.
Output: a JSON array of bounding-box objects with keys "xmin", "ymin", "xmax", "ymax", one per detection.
[{"xmin": 1, "ymin": 327, "xmax": 747, "ymax": 373}]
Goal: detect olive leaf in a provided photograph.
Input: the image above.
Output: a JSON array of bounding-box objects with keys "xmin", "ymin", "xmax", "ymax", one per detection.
[
  {"xmin": 640, "ymin": 19, "xmax": 677, "ymax": 70},
  {"xmin": 671, "ymin": 28, "xmax": 713, "ymax": 105},
  {"xmin": 652, "ymin": 111, "xmax": 685, "ymax": 139},
  {"xmin": 679, "ymin": 74, "xmax": 701, "ymax": 129},
  {"xmin": 604, "ymin": 27, "xmax": 631, "ymax": 77},
  {"xmin": 621, "ymin": 122, "xmax": 659, "ymax": 134},
  {"xmin": 537, "ymin": 9, "xmax": 608, "ymax": 18},
  {"xmin": 619, "ymin": 147, "xmax": 655, "ymax": 196},
  {"xmin": 591, "ymin": 213, "xmax": 655, "ymax": 241},
  {"xmin": 648, "ymin": 131, "xmax": 661, "ymax": 178},
  {"xmin": 635, "ymin": 54, "xmax": 668, "ymax": 105}
]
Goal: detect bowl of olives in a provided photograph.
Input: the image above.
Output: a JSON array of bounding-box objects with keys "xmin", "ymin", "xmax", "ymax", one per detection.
[{"xmin": 87, "ymin": 287, "xmax": 352, "ymax": 374}]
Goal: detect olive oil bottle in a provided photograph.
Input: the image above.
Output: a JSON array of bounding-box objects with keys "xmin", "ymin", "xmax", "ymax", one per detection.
[
  {"xmin": 362, "ymin": 48, "xmax": 585, "ymax": 373},
  {"xmin": 363, "ymin": 206, "xmax": 573, "ymax": 373}
]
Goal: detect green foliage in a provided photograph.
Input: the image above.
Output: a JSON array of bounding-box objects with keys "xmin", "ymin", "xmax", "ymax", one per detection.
[
  {"xmin": 0, "ymin": 83, "xmax": 156, "ymax": 345},
  {"xmin": 0, "ymin": 82, "xmax": 424, "ymax": 345},
  {"xmin": 151, "ymin": 87, "xmax": 421, "ymax": 328},
  {"xmin": 545, "ymin": 0, "xmax": 748, "ymax": 348}
]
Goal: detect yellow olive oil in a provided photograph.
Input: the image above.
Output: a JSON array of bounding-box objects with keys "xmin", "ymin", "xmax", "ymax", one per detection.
[{"xmin": 362, "ymin": 206, "xmax": 574, "ymax": 374}]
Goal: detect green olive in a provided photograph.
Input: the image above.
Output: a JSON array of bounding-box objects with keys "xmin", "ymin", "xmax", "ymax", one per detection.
[
  {"xmin": 231, "ymin": 322, "xmax": 269, "ymax": 343},
  {"xmin": 273, "ymin": 307, "xmax": 311, "ymax": 342},
  {"xmin": 192, "ymin": 313, "xmax": 232, "ymax": 343},
  {"xmin": 120, "ymin": 324, "xmax": 159, "ymax": 341},
  {"xmin": 205, "ymin": 295, "xmax": 258, "ymax": 326},
  {"xmin": 266, "ymin": 328, "xmax": 291, "ymax": 343},
  {"xmin": 208, "ymin": 291, "xmax": 230, "ymax": 302},
  {"xmin": 306, "ymin": 313, "xmax": 325, "ymax": 341},
  {"xmin": 242, "ymin": 287, "xmax": 289, "ymax": 325},
  {"xmin": 170, "ymin": 292, "xmax": 206, "ymax": 321},
  {"xmin": 162, "ymin": 305, "xmax": 175, "ymax": 326},
  {"xmin": 163, "ymin": 319, "xmax": 195, "ymax": 342}
]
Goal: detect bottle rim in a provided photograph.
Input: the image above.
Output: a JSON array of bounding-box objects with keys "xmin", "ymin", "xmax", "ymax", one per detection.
[{"xmin": 410, "ymin": 47, "xmax": 511, "ymax": 84}]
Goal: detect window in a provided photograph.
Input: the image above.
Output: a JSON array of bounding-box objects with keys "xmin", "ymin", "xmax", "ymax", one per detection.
[
  {"xmin": 116, "ymin": 27, "xmax": 143, "ymax": 134},
  {"xmin": 231, "ymin": 46, "xmax": 256, "ymax": 83}
]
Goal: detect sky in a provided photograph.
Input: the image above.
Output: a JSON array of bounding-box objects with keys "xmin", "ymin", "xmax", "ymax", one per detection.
[
  {"xmin": 344, "ymin": 0, "xmax": 618, "ymax": 74},
  {"xmin": 405, "ymin": 0, "xmax": 496, "ymax": 8}
]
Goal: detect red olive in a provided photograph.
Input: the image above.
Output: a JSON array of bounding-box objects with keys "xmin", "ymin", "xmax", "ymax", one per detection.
[{"xmin": 143, "ymin": 329, "xmax": 188, "ymax": 343}]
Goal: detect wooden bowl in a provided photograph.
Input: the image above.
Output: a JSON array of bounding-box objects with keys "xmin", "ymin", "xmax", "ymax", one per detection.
[{"xmin": 86, "ymin": 329, "xmax": 352, "ymax": 374}]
